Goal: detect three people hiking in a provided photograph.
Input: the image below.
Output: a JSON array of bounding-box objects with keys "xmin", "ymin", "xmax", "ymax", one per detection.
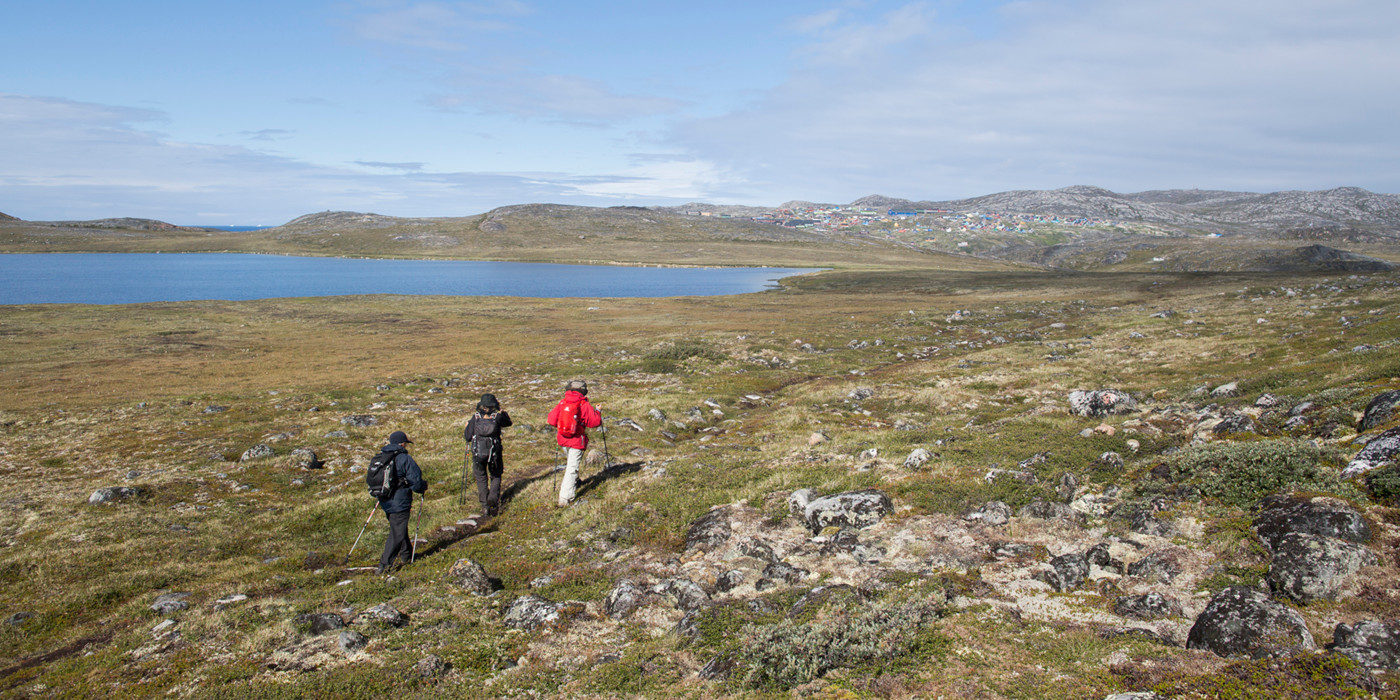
[
  {"xmin": 370, "ymin": 430, "xmax": 428, "ymax": 573},
  {"xmin": 546, "ymin": 379, "xmax": 602, "ymax": 507},
  {"xmin": 464, "ymin": 393, "xmax": 512, "ymax": 516}
]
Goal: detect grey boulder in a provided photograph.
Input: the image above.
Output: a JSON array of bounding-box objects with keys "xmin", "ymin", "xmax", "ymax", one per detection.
[
  {"xmin": 802, "ymin": 489, "xmax": 893, "ymax": 533},
  {"xmin": 1267, "ymin": 532, "xmax": 1378, "ymax": 603},
  {"xmin": 1186, "ymin": 586, "xmax": 1314, "ymax": 658}
]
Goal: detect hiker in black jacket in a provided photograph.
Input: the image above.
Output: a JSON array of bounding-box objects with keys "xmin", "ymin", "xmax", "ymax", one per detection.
[
  {"xmin": 376, "ymin": 430, "xmax": 427, "ymax": 573},
  {"xmin": 464, "ymin": 393, "xmax": 512, "ymax": 517}
]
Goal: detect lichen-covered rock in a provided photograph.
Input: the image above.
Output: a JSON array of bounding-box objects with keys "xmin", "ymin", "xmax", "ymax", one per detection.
[
  {"xmin": 1127, "ymin": 549, "xmax": 1184, "ymax": 583},
  {"xmin": 150, "ymin": 592, "xmax": 190, "ymax": 614},
  {"xmin": 448, "ymin": 558, "xmax": 495, "ymax": 595},
  {"xmin": 1344, "ymin": 426, "xmax": 1400, "ymax": 478},
  {"xmin": 787, "ymin": 489, "xmax": 817, "ymax": 517},
  {"xmin": 1113, "ymin": 592, "xmax": 1180, "ymax": 620},
  {"xmin": 682, "ymin": 508, "xmax": 731, "ymax": 552},
  {"xmin": 503, "ymin": 595, "xmax": 560, "ymax": 630},
  {"xmin": 1129, "ymin": 509, "xmax": 1178, "ymax": 538},
  {"xmin": 359, "ymin": 603, "xmax": 405, "ymax": 627},
  {"xmin": 604, "ymin": 579, "xmax": 646, "ymax": 620},
  {"xmin": 1359, "ymin": 390, "xmax": 1400, "ymax": 431},
  {"xmin": 1252, "ymin": 494, "xmax": 1372, "ymax": 553},
  {"xmin": 1017, "ymin": 500, "xmax": 1079, "ymax": 522},
  {"xmin": 340, "ymin": 414, "xmax": 378, "ymax": 427},
  {"xmin": 666, "ymin": 578, "xmax": 710, "ymax": 612},
  {"xmin": 802, "ymin": 489, "xmax": 893, "ymax": 534},
  {"xmin": 716, "ymin": 570, "xmax": 744, "ymax": 592},
  {"xmin": 1212, "ymin": 414, "xmax": 1257, "ymax": 436},
  {"xmin": 296, "ymin": 612, "xmax": 345, "ymax": 634},
  {"xmin": 89, "ymin": 486, "xmax": 142, "ymax": 505},
  {"xmin": 762, "ymin": 561, "xmax": 809, "ymax": 586},
  {"xmin": 903, "ymin": 448, "xmax": 931, "ymax": 469},
  {"xmin": 963, "ymin": 501, "xmax": 1011, "ymax": 526},
  {"xmin": 339, "ymin": 629, "xmax": 368, "ymax": 655},
  {"xmin": 1069, "ymin": 389, "xmax": 1138, "ymax": 418},
  {"xmin": 291, "ymin": 447, "xmax": 322, "ymax": 469},
  {"xmin": 240, "ymin": 443, "xmax": 275, "ymax": 461},
  {"xmin": 1186, "ymin": 586, "xmax": 1314, "ymax": 658},
  {"xmin": 1267, "ymin": 532, "xmax": 1378, "ymax": 603},
  {"xmin": 1330, "ymin": 620, "xmax": 1400, "ymax": 669},
  {"xmin": 1037, "ymin": 553, "xmax": 1089, "ymax": 592},
  {"xmin": 415, "ymin": 654, "xmax": 448, "ymax": 678}
]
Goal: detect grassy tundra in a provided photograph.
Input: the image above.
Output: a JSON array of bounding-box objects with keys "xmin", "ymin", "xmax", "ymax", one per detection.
[{"xmin": 2, "ymin": 261, "xmax": 1400, "ymax": 698}]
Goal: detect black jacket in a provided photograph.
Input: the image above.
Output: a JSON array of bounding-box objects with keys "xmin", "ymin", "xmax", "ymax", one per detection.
[
  {"xmin": 464, "ymin": 410, "xmax": 512, "ymax": 458},
  {"xmin": 376, "ymin": 444, "xmax": 427, "ymax": 514}
]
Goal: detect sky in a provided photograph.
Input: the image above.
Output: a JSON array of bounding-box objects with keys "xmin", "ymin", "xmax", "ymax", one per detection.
[{"xmin": 2, "ymin": 0, "xmax": 1397, "ymax": 225}]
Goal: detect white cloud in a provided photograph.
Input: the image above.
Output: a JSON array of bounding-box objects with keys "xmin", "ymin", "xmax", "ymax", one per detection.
[{"xmin": 350, "ymin": 0, "xmax": 532, "ymax": 52}]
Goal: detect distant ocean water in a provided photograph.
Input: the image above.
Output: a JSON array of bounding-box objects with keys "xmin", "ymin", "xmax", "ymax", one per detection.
[{"xmin": 0, "ymin": 253, "xmax": 819, "ymax": 304}]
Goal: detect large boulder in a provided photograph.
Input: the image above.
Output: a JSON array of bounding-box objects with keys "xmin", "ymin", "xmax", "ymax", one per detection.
[
  {"xmin": 503, "ymin": 595, "xmax": 560, "ymax": 630},
  {"xmin": 1359, "ymin": 390, "xmax": 1400, "ymax": 431},
  {"xmin": 802, "ymin": 490, "xmax": 893, "ymax": 534},
  {"xmin": 682, "ymin": 508, "xmax": 732, "ymax": 552},
  {"xmin": 1266, "ymin": 533, "xmax": 1378, "ymax": 603},
  {"xmin": 1186, "ymin": 586, "xmax": 1314, "ymax": 658},
  {"xmin": 1037, "ymin": 553, "xmax": 1089, "ymax": 592},
  {"xmin": 1343, "ymin": 426, "xmax": 1400, "ymax": 478},
  {"xmin": 1069, "ymin": 389, "xmax": 1138, "ymax": 418},
  {"xmin": 1252, "ymin": 494, "xmax": 1372, "ymax": 553}
]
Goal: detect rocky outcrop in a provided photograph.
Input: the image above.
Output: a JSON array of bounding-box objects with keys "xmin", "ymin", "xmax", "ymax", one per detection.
[
  {"xmin": 1186, "ymin": 586, "xmax": 1314, "ymax": 658},
  {"xmin": 683, "ymin": 508, "xmax": 732, "ymax": 552},
  {"xmin": 1252, "ymin": 494, "xmax": 1372, "ymax": 553},
  {"xmin": 802, "ymin": 490, "xmax": 893, "ymax": 533}
]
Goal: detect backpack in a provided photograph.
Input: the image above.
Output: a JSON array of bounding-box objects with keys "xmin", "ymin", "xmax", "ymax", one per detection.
[
  {"xmin": 366, "ymin": 449, "xmax": 400, "ymax": 499},
  {"xmin": 557, "ymin": 402, "xmax": 584, "ymax": 439},
  {"xmin": 470, "ymin": 413, "xmax": 499, "ymax": 460}
]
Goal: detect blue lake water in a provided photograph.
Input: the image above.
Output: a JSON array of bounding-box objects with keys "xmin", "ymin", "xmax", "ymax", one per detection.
[{"xmin": 0, "ymin": 253, "xmax": 819, "ymax": 304}]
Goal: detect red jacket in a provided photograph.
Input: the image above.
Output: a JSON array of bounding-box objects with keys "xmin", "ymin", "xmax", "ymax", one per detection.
[{"xmin": 546, "ymin": 390, "xmax": 602, "ymax": 450}]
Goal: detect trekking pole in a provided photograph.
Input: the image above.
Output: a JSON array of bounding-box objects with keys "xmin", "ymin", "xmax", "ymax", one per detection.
[
  {"xmin": 343, "ymin": 500, "xmax": 378, "ymax": 565},
  {"xmin": 411, "ymin": 492, "xmax": 424, "ymax": 563},
  {"xmin": 599, "ymin": 410, "xmax": 612, "ymax": 470},
  {"xmin": 460, "ymin": 450, "xmax": 468, "ymax": 507}
]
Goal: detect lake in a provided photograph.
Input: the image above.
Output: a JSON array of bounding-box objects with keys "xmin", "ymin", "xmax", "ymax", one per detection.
[{"xmin": 0, "ymin": 253, "xmax": 819, "ymax": 304}]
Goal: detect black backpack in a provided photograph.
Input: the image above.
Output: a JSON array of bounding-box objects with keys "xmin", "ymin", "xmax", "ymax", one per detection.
[
  {"xmin": 470, "ymin": 413, "xmax": 499, "ymax": 460},
  {"xmin": 366, "ymin": 449, "xmax": 400, "ymax": 499}
]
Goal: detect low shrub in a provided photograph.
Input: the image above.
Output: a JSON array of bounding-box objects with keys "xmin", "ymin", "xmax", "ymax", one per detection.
[
  {"xmin": 1365, "ymin": 463, "xmax": 1400, "ymax": 505},
  {"xmin": 1164, "ymin": 439, "xmax": 1361, "ymax": 508}
]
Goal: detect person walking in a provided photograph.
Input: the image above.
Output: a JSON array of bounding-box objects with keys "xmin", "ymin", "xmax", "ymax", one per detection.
[
  {"xmin": 375, "ymin": 430, "xmax": 427, "ymax": 573},
  {"xmin": 464, "ymin": 393, "xmax": 512, "ymax": 517},
  {"xmin": 546, "ymin": 379, "xmax": 602, "ymax": 507}
]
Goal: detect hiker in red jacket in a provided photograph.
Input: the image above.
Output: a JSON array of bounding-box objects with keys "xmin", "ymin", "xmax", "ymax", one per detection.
[{"xmin": 546, "ymin": 379, "xmax": 602, "ymax": 507}]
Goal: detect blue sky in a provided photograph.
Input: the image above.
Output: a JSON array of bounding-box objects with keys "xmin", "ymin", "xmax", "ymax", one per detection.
[{"xmin": 2, "ymin": 0, "xmax": 1397, "ymax": 224}]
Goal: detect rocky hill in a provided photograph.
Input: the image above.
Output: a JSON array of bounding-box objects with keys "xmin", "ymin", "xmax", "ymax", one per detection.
[{"xmin": 0, "ymin": 212, "xmax": 17, "ymax": 221}]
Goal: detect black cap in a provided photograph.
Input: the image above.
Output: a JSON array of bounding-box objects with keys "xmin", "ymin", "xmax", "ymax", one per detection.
[
  {"xmin": 478, "ymin": 393, "xmax": 500, "ymax": 410},
  {"xmin": 388, "ymin": 430, "xmax": 412, "ymax": 445}
]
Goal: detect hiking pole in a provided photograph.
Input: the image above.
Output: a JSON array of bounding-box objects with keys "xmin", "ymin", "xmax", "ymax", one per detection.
[
  {"xmin": 460, "ymin": 450, "xmax": 468, "ymax": 508},
  {"xmin": 411, "ymin": 492, "xmax": 424, "ymax": 563},
  {"xmin": 599, "ymin": 410, "xmax": 612, "ymax": 470},
  {"xmin": 344, "ymin": 500, "xmax": 378, "ymax": 565}
]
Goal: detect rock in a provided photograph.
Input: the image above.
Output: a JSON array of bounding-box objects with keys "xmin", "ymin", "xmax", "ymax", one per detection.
[
  {"xmin": 1212, "ymin": 414, "xmax": 1257, "ymax": 436},
  {"xmin": 324, "ymin": 430, "xmax": 348, "ymax": 438},
  {"xmin": 1057, "ymin": 473, "xmax": 1079, "ymax": 502},
  {"xmin": 1252, "ymin": 494, "xmax": 1372, "ymax": 553},
  {"xmin": 604, "ymin": 579, "xmax": 646, "ymax": 620},
  {"xmin": 963, "ymin": 501, "xmax": 1012, "ymax": 526},
  {"xmin": 1255, "ymin": 393, "xmax": 1282, "ymax": 408},
  {"xmin": 1186, "ymin": 586, "xmax": 1314, "ymax": 658},
  {"xmin": 698, "ymin": 654, "xmax": 735, "ymax": 680},
  {"xmin": 203, "ymin": 405, "xmax": 229, "ymax": 414},
  {"xmin": 762, "ymin": 561, "xmax": 809, "ymax": 585},
  {"xmin": 1344, "ymin": 425, "xmax": 1400, "ymax": 478},
  {"xmin": 1127, "ymin": 549, "xmax": 1184, "ymax": 583},
  {"xmin": 1037, "ymin": 553, "xmax": 1089, "ymax": 592},
  {"xmin": 1017, "ymin": 500, "xmax": 1079, "ymax": 522},
  {"xmin": 739, "ymin": 539, "xmax": 779, "ymax": 563},
  {"xmin": 340, "ymin": 414, "xmax": 377, "ymax": 428},
  {"xmin": 1099, "ymin": 451, "xmax": 1125, "ymax": 469},
  {"xmin": 1068, "ymin": 389, "xmax": 1138, "ymax": 418},
  {"xmin": 1330, "ymin": 620, "xmax": 1400, "ymax": 669},
  {"xmin": 1211, "ymin": 382, "xmax": 1240, "ymax": 398},
  {"xmin": 807, "ymin": 431, "xmax": 829, "ymax": 446},
  {"xmin": 789, "ymin": 584, "xmax": 859, "ymax": 618},
  {"xmin": 667, "ymin": 578, "xmax": 710, "ymax": 612},
  {"xmin": 5, "ymin": 612, "xmax": 33, "ymax": 627},
  {"xmin": 296, "ymin": 612, "xmax": 345, "ymax": 634},
  {"xmin": 1331, "ymin": 644, "xmax": 1400, "ymax": 670},
  {"xmin": 89, "ymin": 486, "xmax": 142, "ymax": 505},
  {"xmin": 150, "ymin": 592, "xmax": 190, "ymax": 614},
  {"xmin": 1113, "ymin": 593, "xmax": 1179, "ymax": 620},
  {"xmin": 787, "ymin": 489, "xmax": 817, "ymax": 517},
  {"xmin": 647, "ymin": 408, "xmax": 667, "ymax": 422},
  {"xmin": 716, "ymin": 570, "xmax": 745, "ymax": 592},
  {"xmin": 240, "ymin": 443, "xmax": 275, "ymax": 461},
  {"xmin": 448, "ymin": 558, "xmax": 495, "ymax": 595},
  {"xmin": 503, "ymin": 595, "xmax": 560, "ymax": 631},
  {"xmin": 849, "ymin": 387, "xmax": 874, "ymax": 401},
  {"xmin": 1103, "ymin": 693, "xmax": 1163, "ymax": 700},
  {"xmin": 903, "ymin": 448, "xmax": 931, "ymax": 469},
  {"xmin": 1360, "ymin": 390, "xmax": 1400, "ymax": 431},
  {"xmin": 985, "ymin": 468, "xmax": 1037, "ymax": 484},
  {"xmin": 338, "ymin": 629, "xmax": 368, "ymax": 655},
  {"xmin": 802, "ymin": 489, "xmax": 893, "ymax": 534},
  {"xmin": 682, "ymin": 508, "xmax": 731, "ymax": 552},
  {"xmin": 1267, "ymin": 532, "xmax": 1378, "ymax": 603},
  {"xmin": 415, "ymin": 654, "xmax": 448, "ymax": 678},
  {"xmin": 291, "ymin": 447, "xmax": 322, "ymax": 469},
  {"xmin": 1129, "ymin": 509, "xmax": 1178, "ymax": 538},
  {"xmin": 1086, "ymin": 542, "xmax": 1114, "ymax": 568},
  {"xmin": 359, "ymin": 603, "xmax": 405, "ymax": 627}
]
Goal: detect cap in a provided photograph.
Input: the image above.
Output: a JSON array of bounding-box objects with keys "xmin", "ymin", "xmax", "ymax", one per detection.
[
  {"xmin": 478, "ymin": 393, "xmax": 500, "ymax": 410},
  {"xmin": 566, "ymin": 379, "xmax": 588, "ymax": 395},
  {"xmin": 388, "ymin": 430, "xmax": 413, "ymax": 445}
]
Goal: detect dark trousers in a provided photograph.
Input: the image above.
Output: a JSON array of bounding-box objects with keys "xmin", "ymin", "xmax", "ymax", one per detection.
[
  {"xmin": 473, "ymin": 456, "xmax": 503, "ymax": 514},
  {"xmin": 379, "ymin": 510, "xmax": 412, "ymax": 570}
]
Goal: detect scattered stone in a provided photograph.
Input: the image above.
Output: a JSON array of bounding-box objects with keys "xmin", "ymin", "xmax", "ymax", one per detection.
[
  {"xmin": 448, "ymin": 558, "xmax": 495, "ymax": 595},
  {"xmin": 1127, "ymin": 549, "xmax": 1184, "ymax": 583},
  {"xmin": 324, "ymin": 430, "xmax": 349, "ymax": 438},
  {"xmin": 296, "ymin": 612, "xmax": 345, "ymax": 634},
  {"xmin": 849, "ymin": 387, "xmax": 874, "ymax": 401},
  {"xmin": 683, "ymin": 508, "xmax": 732, "ymax": 552},
  {"xmin": 762, "ymin": 561, "xmax": 809, "ymax": 586},
  {"xmin": 963, "ymin": 501, "xmax": 1012, "ymax": 526},
  {"xmin": 807, "ymin": 431, "xmax": 829, "ymax": 446},
  {"xmin": 1113, "ymin": 593, "xmax": 1179, "ymax": 620},
  {"xmin": 1344, "ymin": 425, "xmax": 1400, "ymax": 478},
  {"xmin": 338, "ymin": 629, "xmax": 368, "ymax": 655},
  {"xmin": 340, "ymin": 415, "xmax": 378, "ymax": 428},
  {"xmin": 240, "ymin": 443, "xmax": 275, "ymax": 461},
  {"xmin": 903, "ymin": 448, "xmax": 931, "ymax": 469},
  {"xmin": 359, "ymin": 603, "xmax": 405, "ymax": 627},
  {"xmin": 1267, "ymin": 533, "xmax": 1378, "ymax": 603},
  {"xmin": 1086, "ymin": 542, "xmax": 1114, "ymax": 568},
  {"xmin": 739, "ymin": 539, "xmax": 779, "ymax": 563},
  {"xmin": 416, "ymin": 654, "xmax": 448, "ymax": 678},
  {"xmin": 698, "ymin": 654, "xmax": 735, "ymax": 680},
  {"xmin": 666, "ymin": 578, "xmax": 711, "ymax": 612},
  {"xmin": 604, "ymin": 579, "xmax": 646, "ymax": 620},
  {"xmin": 202, "ymin": 405, "xmax": 229, "ymax": 414},
  {"xmin": 1186, "ymin": 586, "xmax": 1314, "ymax": 658},
  {"xmin": 802, "ymin": 489, "xmax": 893, "ymax": 533},
  {"xmin": 1211, "ymin": 382, "xmax": 1240, "ymax": 398},
  {"xmin": 1037, "ymin": 553, "xmax": 1089, "ymax": 592},
  {"xmin": 1253, "ymin": 494, "xmax": 1372, "ymax": 553},
  {"xmin": 1129, "ymin": 509, "xmax": 1178, "ymax": 538},
  {"xmin": 6, "ymin": 612, "xmax": 34, "ymax": 627},
  {"xmin": 647, "ymin": 408, "xmax": 667, "ymax": 422},
  {"xmin": 1068, "ymin": 389, "xmax": 1138, "ymax": 418},
  {"xmin": 1254, "ymin": 393, "xmax": 1282, "ymax": 408},
  {"xmin": 291, "ymin": 447, "xmax": 322, "ymax": 469},
  {"xmin": 985, "ymin": 468, "xmax": 1037, "ymax": 484},
  {"xmin": 1212, "ymin": 414, "xmax": 1257, "ymax": 436},
  {"xmin": 1103, "ymin": 693, "xmax": 1163, "ymax": 700},
  {"xmin": 716, "ymin": 570, "xmax": 745, "ymax": 592},
  {"xmin": 503, "ymin": 595, "xmax": 560, "ymax": 631},
  {"xmin": 89, "ymin": 486, "xmax": 142, "ymax": 505},
  {"xmin": 1056, "ymin": 473, "xmax": 1080, "ymax": 502},
  {"xmin": 1360, "ymin": 390, "xmax": 1400, "ymax": 431},
  {"xmin": 1099, "ymin": 451, "xmax": 1124, "ymax": 469},
  {"xmin": 150, "ymin": 592, "xmax": 190, "ymax": 614},
  {"xmin": 1017, "ymin": 500, "xmax": 1079, "ymax": 522}
]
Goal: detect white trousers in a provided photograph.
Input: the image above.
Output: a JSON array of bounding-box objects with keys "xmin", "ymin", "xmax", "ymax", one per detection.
[{"xmin": 559, "ymin": 447, "xmax": 583, "ymax": 505}]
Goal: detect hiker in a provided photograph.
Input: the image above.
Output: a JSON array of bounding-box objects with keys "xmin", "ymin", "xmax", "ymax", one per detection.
[
  {"xmin": 374, "ymin": 430, "xmax": 427, "ymax": 573},
  {"xmin": 546, "ymin": 379, "xmax": 602, "ymax": 507},
  {"xmin": 463, "ymin": 393, "xmax": 512, "ymax": 516}
]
